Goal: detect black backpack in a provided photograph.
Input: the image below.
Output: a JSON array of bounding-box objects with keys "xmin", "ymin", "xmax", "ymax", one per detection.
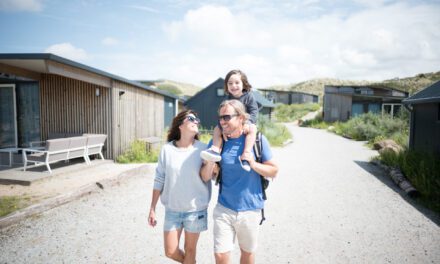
[{"xmin": 215, "ymin": 131, "xmax": 269, "ymax": 225}]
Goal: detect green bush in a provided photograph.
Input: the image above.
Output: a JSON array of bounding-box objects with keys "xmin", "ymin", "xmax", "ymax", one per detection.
[
  {"xmin": 379, "ymin": 149, "xmax": 440, "ymax": 214},
  {"xmin": 258, "ymin": 115, "xmax": 292, "ymax": 146},
  {"xmin": 274, "ymin": 103, "xmax": 320, "ymax": 122},
  {"xmin": 117, "ymin": 140, "xmax": 160, "ymax": 163},
  {"xmin": 333, "ymin": 112, "xmax": 409, "ymax": 145},
  {"xmin": 198, "ymin": 131, "xmax": 212, "ymax": 144}
]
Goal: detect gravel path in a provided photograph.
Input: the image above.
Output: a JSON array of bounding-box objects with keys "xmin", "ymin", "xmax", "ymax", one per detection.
[{"xmin": 1, "ymin": 125, "xmax": 439, "ymax": 263}]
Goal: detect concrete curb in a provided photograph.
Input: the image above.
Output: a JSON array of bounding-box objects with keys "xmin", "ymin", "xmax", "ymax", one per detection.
[{"xmin": 0, "ymin": 164, "xmax": 155, "ymax": 229}]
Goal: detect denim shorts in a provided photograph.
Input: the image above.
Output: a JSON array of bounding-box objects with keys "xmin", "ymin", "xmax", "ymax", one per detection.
[{"xmin": 164, "ymin": 208, "xmax": 208, "ymax": 233}]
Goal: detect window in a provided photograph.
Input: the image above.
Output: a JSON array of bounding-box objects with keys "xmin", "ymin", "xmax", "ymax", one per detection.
[
  {"xmin": 382, "ymin": 103, "xmax": 402, "ymax": 117},
  {"xmin": 217, "ymin": 88, "xmax": 224, "ymax": 97},
  {"xmin": 356, "ymin": 88, "xmax": 373, "ymax": 95}
]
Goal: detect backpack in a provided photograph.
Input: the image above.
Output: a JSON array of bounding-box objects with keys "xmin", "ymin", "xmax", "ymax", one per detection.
[{"xmin": 215, "ymin": 131, "xmax": 269, "ymax": 225}]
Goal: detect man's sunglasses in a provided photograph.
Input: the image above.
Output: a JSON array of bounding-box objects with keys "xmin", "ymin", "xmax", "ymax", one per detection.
[
  {"xmin": 186, "ymin": 115, "xmax": 200, "ymax": 123},
  {"xmin": 218, "ymin": 114, "xmax": 238, "ymax": 122}
]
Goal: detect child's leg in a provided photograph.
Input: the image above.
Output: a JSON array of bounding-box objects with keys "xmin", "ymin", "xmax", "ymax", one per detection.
[
  {"xmin": 241, "ymin": 124, "xmax": 257, "ymax": 157},
  {"xmin": 200, "ymin": 125, "xmax": 223, "ymax": 162},
  {"xmin": 240, "ymin": 124, "xmax": 257, "ymax": 171}
]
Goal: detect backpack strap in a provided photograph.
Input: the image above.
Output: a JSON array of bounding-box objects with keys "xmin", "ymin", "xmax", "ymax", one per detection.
[
  {"xmin": 253, "ymin": 132, "xmax": 267, "ymax": 200},
  {"xmin": 253, "ymin": 131, "xmax": 268, "ymax": 225}
]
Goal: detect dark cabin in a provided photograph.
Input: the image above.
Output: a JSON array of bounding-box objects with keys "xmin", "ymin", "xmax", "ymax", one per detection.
[
  {"xmin": 402, "ymin": 80, "xmax": 440, "ymax": 156},
  {"xmin": 184, "ymin": 78, "xmax": 275, "ymax": 129}
]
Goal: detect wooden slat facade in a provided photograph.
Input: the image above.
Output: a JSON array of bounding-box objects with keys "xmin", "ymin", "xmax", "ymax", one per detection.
[
  {"xmin": 39, "ymin": 74, "xmax": 112, "ymax": 158},
  {"xmin": 323, "ymin": 93, "xmax": 352, "ymax": 122},
  {"xmin": 1, "ymin": 55, "xmax": 171, "ymax": 161},
  {"xmin": 111, "ymin": 80, "xmax": 164, "ymax": 159}
]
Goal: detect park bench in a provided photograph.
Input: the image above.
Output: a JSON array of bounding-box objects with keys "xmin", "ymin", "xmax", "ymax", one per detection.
[{"xmin": 23, "ymin": 134, "xmax": 107, "ymax": 173}]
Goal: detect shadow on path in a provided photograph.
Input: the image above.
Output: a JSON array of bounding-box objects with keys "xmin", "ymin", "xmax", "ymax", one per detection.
[{"xmin": 354, "ymin": 160, "xmax": 440, "ymax": 227}]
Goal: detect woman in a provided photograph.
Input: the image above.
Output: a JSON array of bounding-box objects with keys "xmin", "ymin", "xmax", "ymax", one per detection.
[{"xmin": 148, "ymin": 110, "xmax": 211, "ymax": 264}]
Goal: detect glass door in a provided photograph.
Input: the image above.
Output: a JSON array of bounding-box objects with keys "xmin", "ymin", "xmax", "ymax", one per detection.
[{"xmin": 0, "ymin": 84, "xmax": 17, "ymax": 148}]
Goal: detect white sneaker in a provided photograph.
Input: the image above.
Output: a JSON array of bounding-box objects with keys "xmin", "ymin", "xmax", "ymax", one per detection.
[{"xmin": 200, "ymin": 149, "xmax": 222, "ymax": 162}]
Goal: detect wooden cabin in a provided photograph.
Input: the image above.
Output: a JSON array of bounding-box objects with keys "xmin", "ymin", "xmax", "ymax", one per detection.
[
  {"xmin": 0, "ymin": 53, "xmax": 179, "ymax": 160},
  {"xmin": 323, "ymin": 85, "xmax": 408, "ymax": 122}
]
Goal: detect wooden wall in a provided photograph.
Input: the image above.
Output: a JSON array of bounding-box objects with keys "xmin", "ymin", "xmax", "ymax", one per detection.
[
  {"xmin": 111, "ymin": 80, "xmax": 164, "ymax": 158},
  {"xmin": 39, "ymin": 74, "xmax": 112, "ymax": 158},
  {"xmin": 411, "ymin": 103, "xmax": 440, "ymax": 156},
  {"xmin": 323, "ymin": 93, "xmax": 352, "ymax": 122}
]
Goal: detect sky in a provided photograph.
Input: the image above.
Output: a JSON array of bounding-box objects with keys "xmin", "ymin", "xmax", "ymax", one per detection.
[{"xmin": 1, "ymin": 0, "xmax": 439, "ymax": 88}]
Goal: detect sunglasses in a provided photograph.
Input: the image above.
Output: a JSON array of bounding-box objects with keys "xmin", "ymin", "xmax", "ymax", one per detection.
[
  {"xmin": 219, "ymin": 114, "xmax": 238, "ymax": 122},
  {"xmin": 186, "ymin": 115, "xmax": 200, "ymax": 123}
]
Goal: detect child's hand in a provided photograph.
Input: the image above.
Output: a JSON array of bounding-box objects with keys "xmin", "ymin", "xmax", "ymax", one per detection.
[
  {"xmin": 242, "ymin": 124, "xmax": 250, "ymax": 134},
  {"xmin": 241, "ymin": 151, "xmax": 255, "ymax": 166}
]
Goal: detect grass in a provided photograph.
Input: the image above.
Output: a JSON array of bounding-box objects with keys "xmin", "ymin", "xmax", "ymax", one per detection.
[
  {"xmin": 116, "ymin": 140, "xmax": 160, "ymax": 163},
  {"xmin": 274, "ymin": 103, "xmax": 320, "ymax": 122},
  {"xmin": 378, "ymin": 149, "xmax": 440, "ymax": 214},
  {"xmin": 0, "ymin": 196, "xmax": 31, "ymax": 217}
]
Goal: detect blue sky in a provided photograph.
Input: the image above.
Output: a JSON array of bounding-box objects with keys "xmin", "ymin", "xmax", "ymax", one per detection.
[{"xmin": 1, "ymin": 0, "xmax": 439, "ymax": 87}]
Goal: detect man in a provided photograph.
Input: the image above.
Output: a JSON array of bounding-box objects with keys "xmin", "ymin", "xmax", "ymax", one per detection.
[{"xmin": 201, "ymin": 100, "xmax": 278, "ymax": 264}]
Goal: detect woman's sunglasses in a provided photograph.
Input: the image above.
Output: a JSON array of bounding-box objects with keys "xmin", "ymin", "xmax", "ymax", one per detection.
[
  {"xmin": 218, "ymin": 114, "xmax": 238, "ymax": 122},
  {"xmin": 186, "ymin": 115, "xmax": 200, "ymax": 123}
]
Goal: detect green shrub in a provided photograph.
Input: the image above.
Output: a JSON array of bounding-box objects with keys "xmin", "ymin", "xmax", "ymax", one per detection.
[
  {"xmin": 274, "ymin": 103, "xmax": 320, "ymax": 122},
  {"xmin": 258, "ymin": 115, "xmax": 292, "ymax": 146},
  {"xmin": 198, "ymin": 131, "xmax": 212, "ymax": 144},
  {"xmin": 117, "ymin": 140, "xmax": 160, "ymax": 163},
  {"xmin": 333, "ymin": 112, "xmax": 409, "ymax": 145},
  {"xmin": 301, "ymin": 112, "xmax": 330, "ymax": 129},
  {"xmin": 379, "ymin": 149, "xmax": 440, "ymax": 214}
]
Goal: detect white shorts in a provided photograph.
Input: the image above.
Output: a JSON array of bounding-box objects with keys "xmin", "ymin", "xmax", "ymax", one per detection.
[{"xmin": 213, "ymin": 203, "xmax": 261, "ymax": 253}]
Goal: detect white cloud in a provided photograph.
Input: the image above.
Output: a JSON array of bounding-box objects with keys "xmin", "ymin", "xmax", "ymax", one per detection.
[
  {"xmin": 164, "ymin": 5, "xmax": 271, "ymax": 48},
  {"xmin": 102, "ymin": 37, "xmax": 119, "ymax": 46},
  {"xmin": 44, "ymin": 43, "xmax": 88, "ymax": 61},
  {"xmin": 0, "ymin": 0, "xmax": 42, "ymax": 12},
  {"xmin": 158, "ymin": 2, "xmax": 440, "ymax": 86}
]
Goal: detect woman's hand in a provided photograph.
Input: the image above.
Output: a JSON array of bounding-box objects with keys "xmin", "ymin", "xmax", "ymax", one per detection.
[{"xmin": 148, "ymin": 209, "xmax": 157, "ymax": 227}]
